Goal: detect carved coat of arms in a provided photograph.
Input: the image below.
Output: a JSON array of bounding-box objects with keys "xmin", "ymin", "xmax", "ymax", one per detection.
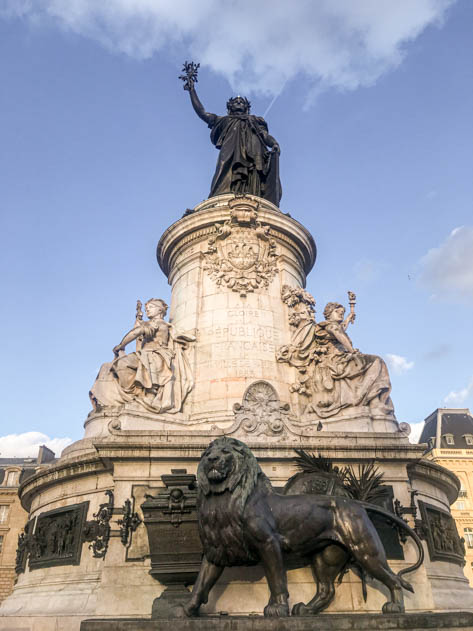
[{"xmin": 203, "ymin": 198, "xmax": 279, "ymax": 296}]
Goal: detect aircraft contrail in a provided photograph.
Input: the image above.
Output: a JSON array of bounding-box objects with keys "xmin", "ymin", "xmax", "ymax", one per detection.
[{"xmin": 263, "ymin": 82, "xmax": 286, "ymax": 118}]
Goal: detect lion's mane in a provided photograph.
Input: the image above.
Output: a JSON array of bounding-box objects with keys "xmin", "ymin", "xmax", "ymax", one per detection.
[{"xmin": 197, "ymin": 437, "xmax": 273, "ymax": 567}]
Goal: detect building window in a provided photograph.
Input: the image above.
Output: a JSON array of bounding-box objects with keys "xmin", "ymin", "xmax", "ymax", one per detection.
[
  {"xmin": 465, "ymin": 528, "xmax": 473, "ymax": 549},
  {"xmin": 5, "ymin": 471, "xmax": 19, "ymax": 486},
  {"xmin": 0, "ymin": 505, "xmax": 9, "ymax": 524},
  {"xmin": 444, "ymin": 434, "xmax": 455, "ymax": 446},
  {"xmin": 464, "ymin": 435, "xmax": 473, "ymax": 446},
  {"xmin": 456, "ymin": 501, "xmax": 466, "ymax": 510},
  {"xmin": 0, "ymin": 534, "xmax": 3, "ymax": 554}
]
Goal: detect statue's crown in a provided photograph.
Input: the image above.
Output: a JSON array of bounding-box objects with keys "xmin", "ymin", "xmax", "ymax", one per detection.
[{"xmin": 227, "ymin": 96, "xmax": 251, "ymax": 113}]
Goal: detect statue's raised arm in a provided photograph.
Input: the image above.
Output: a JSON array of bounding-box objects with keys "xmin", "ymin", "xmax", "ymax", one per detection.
[
  {"xmin": 179, "ymin": 61, "xmax": 215, "ymax": 126},
  {"xmin": 179, "ymin": 60, "xmax": 282, "ymax": 207}
]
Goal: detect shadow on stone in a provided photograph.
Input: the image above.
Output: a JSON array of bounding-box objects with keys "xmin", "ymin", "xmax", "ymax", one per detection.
[{"xmin": 151, "ymin": 585, "xmax": 191, "ymax": 619}]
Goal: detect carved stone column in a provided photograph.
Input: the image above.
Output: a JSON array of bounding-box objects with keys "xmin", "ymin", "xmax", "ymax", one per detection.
[{"xmin": 157, "ymin": 194, "xmax": 316, "ymax": 428}]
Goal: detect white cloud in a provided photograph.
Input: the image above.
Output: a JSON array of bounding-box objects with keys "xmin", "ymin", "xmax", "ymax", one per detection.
[
  {"xmin": 0, "ymin": 0, "xmax": 455, "ymax": 99},
  {"xmin": 444, "ymin": 377, "xmax": 473, "ymax": 406},
  {"xmin": 419, "ymin": 226, "xmax": 473, "ymax": 301},
  {"xmin": 386, "ymin": 353, "xmax": 414, "ymax": 375},
  {"xmin": 0, "ymin": 431, "xmax": 72, "ymax": 458}
]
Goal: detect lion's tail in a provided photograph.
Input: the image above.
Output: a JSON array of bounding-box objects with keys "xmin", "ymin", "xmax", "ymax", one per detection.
[{"xmin": 359, "ymin": 501, "xmax": 425, "ymax": 584}]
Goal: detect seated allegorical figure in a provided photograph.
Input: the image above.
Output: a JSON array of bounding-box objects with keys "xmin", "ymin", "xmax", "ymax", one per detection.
[
  {"xmin": 310, "ymin": 302, "xmax": 394, "ymax": 419},
  {"xmin": 277, "ymin": 288, "xmax": 395, "ymax": 421},
  {"xmin": 89, "ymin": 299, "xmax": 195, "ymax": 414}
]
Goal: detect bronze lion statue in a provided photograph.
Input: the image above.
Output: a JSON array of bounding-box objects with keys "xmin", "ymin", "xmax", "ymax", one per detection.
[{"xmin": 179, "ymin": 437, "xmax": 423, "ymax": 618}]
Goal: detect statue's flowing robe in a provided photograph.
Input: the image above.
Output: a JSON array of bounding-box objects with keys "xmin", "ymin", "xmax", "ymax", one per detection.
[
  {"xmin": 277, "ymin": 319, "xmax": 394, "ymax": 419},
  {"xmin": 310, "ymin": 321, "xmax": 394, "ymax": 419},
  {"xmin": 90, "ymin": 321, "xmax": 194, "ymax": 414},
  {"xmin": 207, "ymin": 113, "xmax": 282, "ymax": 207}
]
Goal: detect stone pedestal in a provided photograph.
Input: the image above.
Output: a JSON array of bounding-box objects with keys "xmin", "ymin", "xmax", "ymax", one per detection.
[
  {"xmin": 84, "ymin": 194, "xmax": 397, "ymax": 440},
  {"xmin": 2, "ymin": 433, "xmax": 472, "ymax": 631},
  {"xmin": 1, "ymin": 194, "xmax": 472, "ymax": 631}
]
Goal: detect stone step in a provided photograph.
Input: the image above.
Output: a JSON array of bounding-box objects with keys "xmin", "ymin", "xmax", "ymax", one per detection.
[{"xmin": 81, "ymin": 611, "xmax": 473, "ymax": 631}]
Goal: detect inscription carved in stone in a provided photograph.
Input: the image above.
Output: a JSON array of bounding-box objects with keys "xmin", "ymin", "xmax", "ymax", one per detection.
[
  {"xmin": 233, "ymin": 380, "xmax": 291, "ymax": 436},
  {"xmin": 418, "ymin": 500, "xmax": 465, "ymax": 565},
  {"xmin": 203, "ymin": 197, "xmax": 279, "ymax": 297}
]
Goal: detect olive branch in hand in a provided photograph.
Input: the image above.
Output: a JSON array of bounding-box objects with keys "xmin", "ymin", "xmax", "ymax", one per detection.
[{"xmin": 179, "ymin": 61, "xmax": 200, "ymax": 91}]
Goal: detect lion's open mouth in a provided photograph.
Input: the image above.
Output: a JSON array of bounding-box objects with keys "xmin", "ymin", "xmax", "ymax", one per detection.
[{"xmin": 207, "ymin": 467, "xmax": 226, "ymax": 481}]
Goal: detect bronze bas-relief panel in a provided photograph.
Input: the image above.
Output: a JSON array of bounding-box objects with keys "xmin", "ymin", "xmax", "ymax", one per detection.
[
  {"xmin": 28, "ymin": 501, "xmax": 89, "ymax": 570},
  {"xmin": 418, "ymin": 500, "xmax": 465, "ymax": 565}
]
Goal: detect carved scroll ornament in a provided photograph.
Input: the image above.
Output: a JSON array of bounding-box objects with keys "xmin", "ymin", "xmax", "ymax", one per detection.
[
  {"xmin": 233, "ymin": 380, "xmax": 290, "ymax": 436},
  {"xmin": 82, "ymin": 490, "xmax": 114, "ymax": 558}
]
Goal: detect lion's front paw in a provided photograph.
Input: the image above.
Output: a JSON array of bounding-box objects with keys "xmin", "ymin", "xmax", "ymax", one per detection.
[
  {"xmin": 382, "ymin": 601, "xmax": 404, "ymax": 614},
  {"xmin": 264, "ymin": 603, "xmax": 289, "ymax": 617},
  {"xmin": 292, "ymin": 602, "xmax": 312, "ymax": 617}
]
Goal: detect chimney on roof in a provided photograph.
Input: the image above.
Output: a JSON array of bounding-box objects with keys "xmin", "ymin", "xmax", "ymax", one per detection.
[{"xmin": 37, "ymin": 445, "xmax": 55, "ymax": 464}]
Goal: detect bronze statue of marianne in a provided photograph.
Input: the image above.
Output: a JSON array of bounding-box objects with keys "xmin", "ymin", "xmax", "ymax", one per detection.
[{"xmin": 179, "ymin": 61, "xmax": 282, "ymax": 207}]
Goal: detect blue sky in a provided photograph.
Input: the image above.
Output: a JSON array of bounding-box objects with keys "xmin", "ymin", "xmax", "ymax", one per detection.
[{"xmin": 0, "ymin": 0, "xmax": 472, "ymax": 456}]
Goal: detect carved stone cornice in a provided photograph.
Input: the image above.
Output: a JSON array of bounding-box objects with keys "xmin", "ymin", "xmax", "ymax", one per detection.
[
  {"xmin": 18, "ymin": 436, "xmax": 425, "ymax": 513},
  {"xmin": 0, "ymin": 488, "xmax": 19, "ymax": 498},
  {"xmin": 157, "ymin": 194, "xmax": 316, "ymax": 279},
  {"xmin": 90, "ymin": 438, "xmax": 425, "ymax": 462},
  {"xmin": 407, "ymin": 460, "xmax": 460, "ymax": 505},
  {"xmin": 19, "ymin": 456, "xmax": 112, "ymax": 512}
]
